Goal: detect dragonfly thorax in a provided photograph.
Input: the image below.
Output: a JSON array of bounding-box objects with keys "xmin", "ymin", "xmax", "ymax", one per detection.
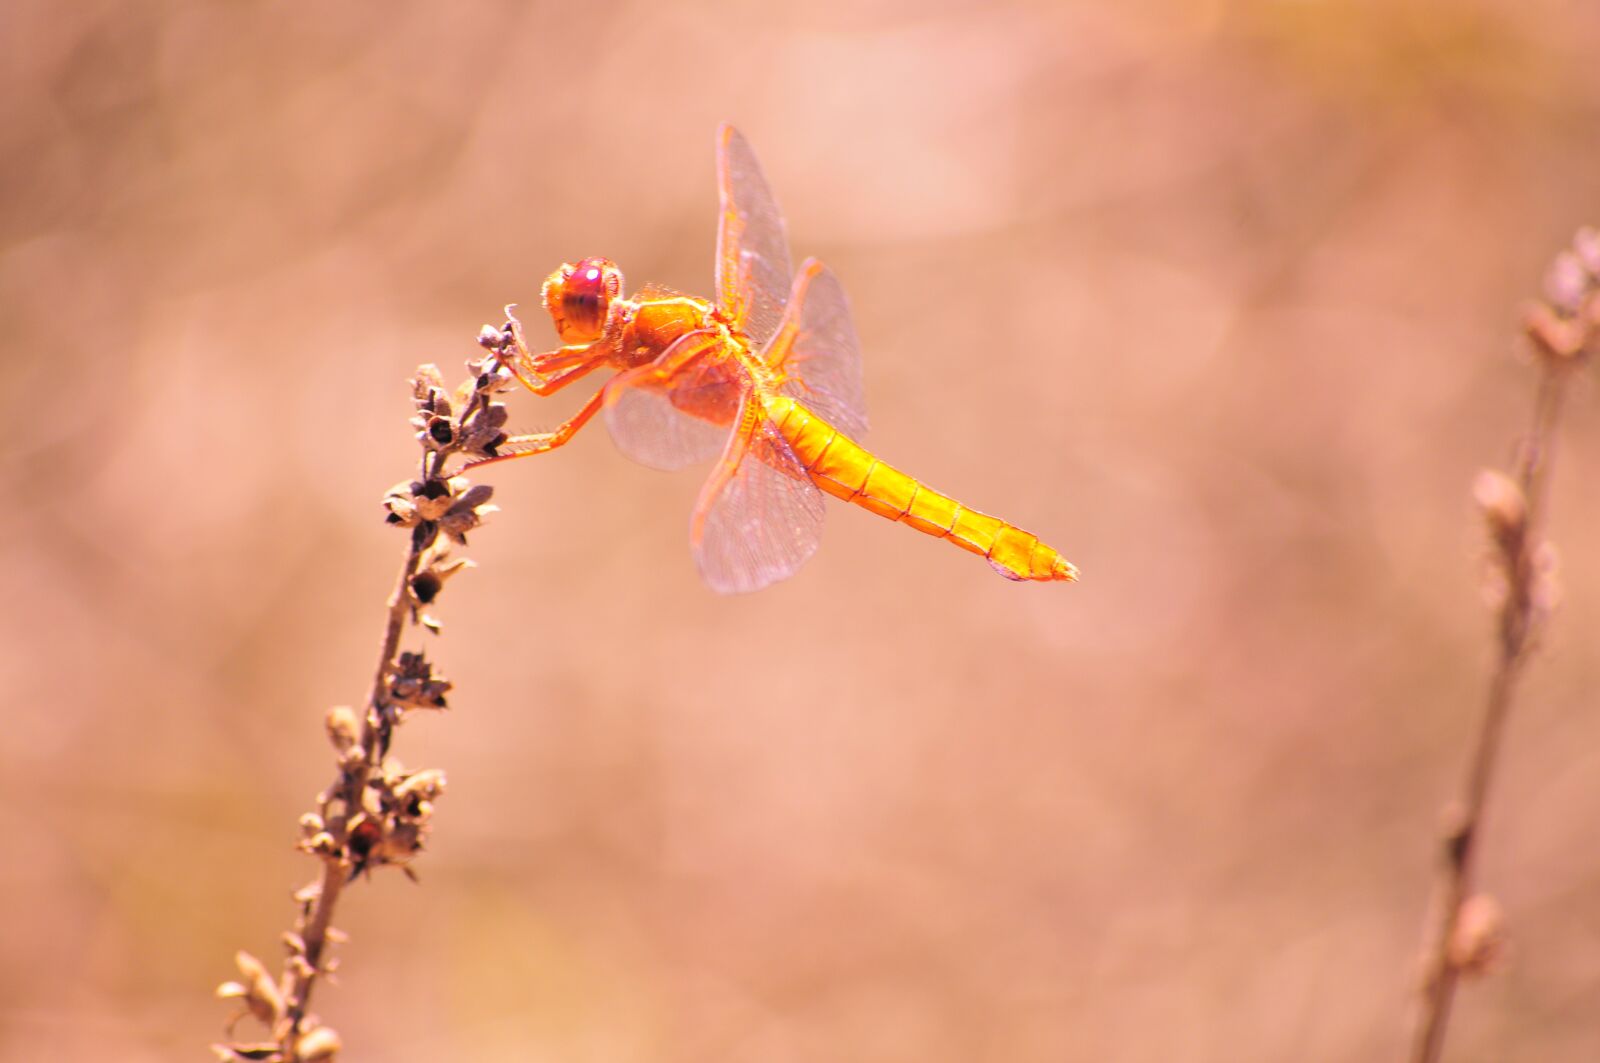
[{"xmin": 614, "ymin": 290, "xmax": 720, "ymax": 369}]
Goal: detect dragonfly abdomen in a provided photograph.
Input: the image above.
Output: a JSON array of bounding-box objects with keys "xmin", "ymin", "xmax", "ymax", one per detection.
[{"xmin": 765, "ymin": 395, "xmax": 1077, "ymax": 582}]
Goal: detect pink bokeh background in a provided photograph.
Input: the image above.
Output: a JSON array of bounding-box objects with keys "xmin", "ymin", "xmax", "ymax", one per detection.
[{"xmin": 4, "ymin": 2, "xmax": 1599, "ymax": 1059}]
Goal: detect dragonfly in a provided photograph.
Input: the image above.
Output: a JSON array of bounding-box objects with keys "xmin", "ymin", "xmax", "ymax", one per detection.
[{"xmin": 467, "ymin": 124, "xmax": 1077, "ymax": 594}]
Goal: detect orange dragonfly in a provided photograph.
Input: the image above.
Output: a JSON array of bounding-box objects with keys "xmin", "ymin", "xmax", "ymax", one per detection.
[{"xmin": 467, "ymin": 124, "xmax": 1077, "ymax": 594}]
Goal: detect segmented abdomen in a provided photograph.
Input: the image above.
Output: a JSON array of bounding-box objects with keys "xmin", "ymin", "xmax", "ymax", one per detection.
[{"xmin": 765, "ymin": 395, "xmax": 1076, "ymax": 582}]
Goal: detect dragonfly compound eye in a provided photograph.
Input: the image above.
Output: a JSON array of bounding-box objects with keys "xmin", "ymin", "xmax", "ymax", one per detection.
[{"xmin": 543, "ymin": 257, "xmax": 622, "ymax": 344}]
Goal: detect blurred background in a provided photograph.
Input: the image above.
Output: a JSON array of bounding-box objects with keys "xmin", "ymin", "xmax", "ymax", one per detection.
[{"xmin": 4, "ymin": 0, "xmax": 1599, "ymax": 1060}]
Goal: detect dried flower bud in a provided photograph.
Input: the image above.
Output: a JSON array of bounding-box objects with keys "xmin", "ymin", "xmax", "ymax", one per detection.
[
  {"xmin": 478, "ymin": 324, "xmax": 509, "ymax": 351},
  {"xmin": 395, "ymin": 768, "xmax": 447, "ymax": 809},
  {"xmin": 1530, "ymin": 541, "xmax": 1561, "ymax": 617},
  {"xmin": 389, "ymin": 651, "xmax": 451, "ymax": 711},
  {"xmin": 410, "ymin": 364, "xmax": 447, "ymax": 404},
  {"xmin": 1448, "ymin": 893, "xmax": 1506, "ymax": 977},
  {"xmin": 1572, "ymin": 226, "xmax": 1600, "ymax": 275},
  {"xmin": 295, "ymin": 1026, "xmax": 342, "ymax": 1062},
  {"xmin": 211, "ymin": 1043, "xmax": 282, "ymax": 1061},
  {"xmin": 217, "ymin": 950, "xmax": 286, "ymax": 1031},
  {"xmin": 1522, "ymin": 302, "xmax": 1585, "ymax": 364},
  {"xmin": 324, "ymin": 707, "xmax": 361, "ymax": 755},
  {"xmin": 1472, "ymin": 469, "xmax": 1525, "ymax": 555},
  {"xmin": 1544, "ymin": 251, "xmax": 1589, "ymax": 314},
  {"xmin": 304, "ymin": 832, "xmax": 339, "ymax": 858},
  {"xmin": 381, "ymin": 818, "xmax": 426, "ymax": 863}
]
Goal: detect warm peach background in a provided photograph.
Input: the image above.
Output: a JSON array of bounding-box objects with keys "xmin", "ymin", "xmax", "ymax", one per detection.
[{"xmin": 5, "ymin": 2, "xmax": 1599, "ymax": 1060}]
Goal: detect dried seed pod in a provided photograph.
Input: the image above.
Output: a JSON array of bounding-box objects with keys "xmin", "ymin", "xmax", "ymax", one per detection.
[
  {"xmin": 440, "ymin": 483, "xmax": 498, "ymax": 545},
  {"xmin": 347, "ymin": 817, "xmax": 382, "ymax": 864},
  {"xmin": 388, "ymin": 652, "xmax": 451, "ymax": 711},
  {"xmin": 410, "ymin": 570, "xmax": 442, "ymax": 605},
  {"xmin": 458, "ymin": 401, "xmax": 511, "ymax": 457},
  {"xmin": 380, "ymin": 483, "xmax": 420, "ymax": 527},
  {"xmin": 413, "ymin": 478, "xmax": 458, "ymax": 522}
]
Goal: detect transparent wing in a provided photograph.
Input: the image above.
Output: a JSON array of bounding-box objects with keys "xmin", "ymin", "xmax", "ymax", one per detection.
[
  {"xmin": 606, "ymin": 386, "xmax": 728, "ymax": 471},
  {"xmin": 691, "ymin": 395, "xmax": 825, "ymax": 594},
  {"xmin": 770, "ymin": 258, "xmax": 869, "ymax": 439},
  {"xmin": 714, "ymin": 124, "xmax": 794, "ymax": 351},
  {"xmin": 631, "ymin": 281, "xmax": 689, "ymax": 302},
  {"xmin": 604, "ymin": 331, "xmax": 742, "ymax": 471}
]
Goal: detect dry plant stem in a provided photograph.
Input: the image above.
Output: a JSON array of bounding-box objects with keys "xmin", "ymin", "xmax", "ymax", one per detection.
[
  {"xmin": 283, "ymin": 448, "xmax": 447, "ymax": 1047},
  {"xmin": 1408, "ymin": 365, "xmax": 1571, "ymax": 1063},
  {"xmin": 215, "ymin": 356, "xmax": 507, "ymax": 1062}
]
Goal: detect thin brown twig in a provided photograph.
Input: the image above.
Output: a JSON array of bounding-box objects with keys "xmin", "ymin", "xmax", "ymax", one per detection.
[
  {"xmin": 214, "ymin": 344, "xmax": 517, "ymax": 1062},
  {"xmin": 1407, "ymin": 231, "xmax": 1595, "ymax": 1063},
  {"xmin": 278, "ymin": 468, "xmax": 441, "ymax": 1049}
]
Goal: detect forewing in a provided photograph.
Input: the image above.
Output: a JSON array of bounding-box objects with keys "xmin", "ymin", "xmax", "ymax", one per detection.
[
  {"xmin": 604, "ymin": 332, "xmax": 740, "ymax": 471},
  {"xmin": 772, "ymin": 259, "xmax": 869, "ymax": 439},
  {"xmin": 715, "ymin": 124, "xmax": 793, "ymax": 351},
  {"xmin": 691, "ymin": 398, "xmax": 825, "ymax": 594}
]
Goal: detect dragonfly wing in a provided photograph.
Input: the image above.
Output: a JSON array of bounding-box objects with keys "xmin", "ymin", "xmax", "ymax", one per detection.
[
  {"xmin": 604, "ymin": 331, "xmax": 739, "ymax": 471},
  {"xmin": 715, "ymin": 124, "xmax": 794, "ymax": 352},
  {"xmin": 631, "ymin": 281, "xmax": 690, "ymax": 302},
  {"xmin": 770, "ymin": 258, "xmax": 869, "ymax": 439},
  {"xmin": 606, "ymin": 388, "xmax": 727, "ymax": 472},
  {"xmin": 691, "ymin": 392, "xmax": 825, "ymax": 594}
]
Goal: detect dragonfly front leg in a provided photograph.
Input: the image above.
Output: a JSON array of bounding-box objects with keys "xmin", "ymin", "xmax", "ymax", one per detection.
[
  {"xmin": 498, "ymin": 338, "xmax": 607, "ymax": 397},
  {"xmin": 493, "ymin": 307, "xmax": 615, "ymax": 397},
  {"xmin": 461, "ymin": 386, "xmax": 607, "ymax": 471}
]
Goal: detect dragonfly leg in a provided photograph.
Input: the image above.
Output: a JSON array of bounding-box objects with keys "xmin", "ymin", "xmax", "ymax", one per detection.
[
  {"xmin": 461, "ymin": 386, "xmax": 607, "ymax": 470},
  {"xmin": 498, "ymin": 339, "xmax": 605, "ymax": 397}
]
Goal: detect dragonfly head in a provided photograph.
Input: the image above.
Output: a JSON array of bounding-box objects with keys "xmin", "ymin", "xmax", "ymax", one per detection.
[{"xmin": 543, "ymin": 257, "xmax": 623, "ymax": 344}]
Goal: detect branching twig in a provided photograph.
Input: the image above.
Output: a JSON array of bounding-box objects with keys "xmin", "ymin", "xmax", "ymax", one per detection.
[
  {"xmin": 1407, "ymin": 229, "xmax": 1597, "ymax": 1063},
  {"xmin": 213, "ymin": 336, "xmax": 519, "ymax": 1062}
]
